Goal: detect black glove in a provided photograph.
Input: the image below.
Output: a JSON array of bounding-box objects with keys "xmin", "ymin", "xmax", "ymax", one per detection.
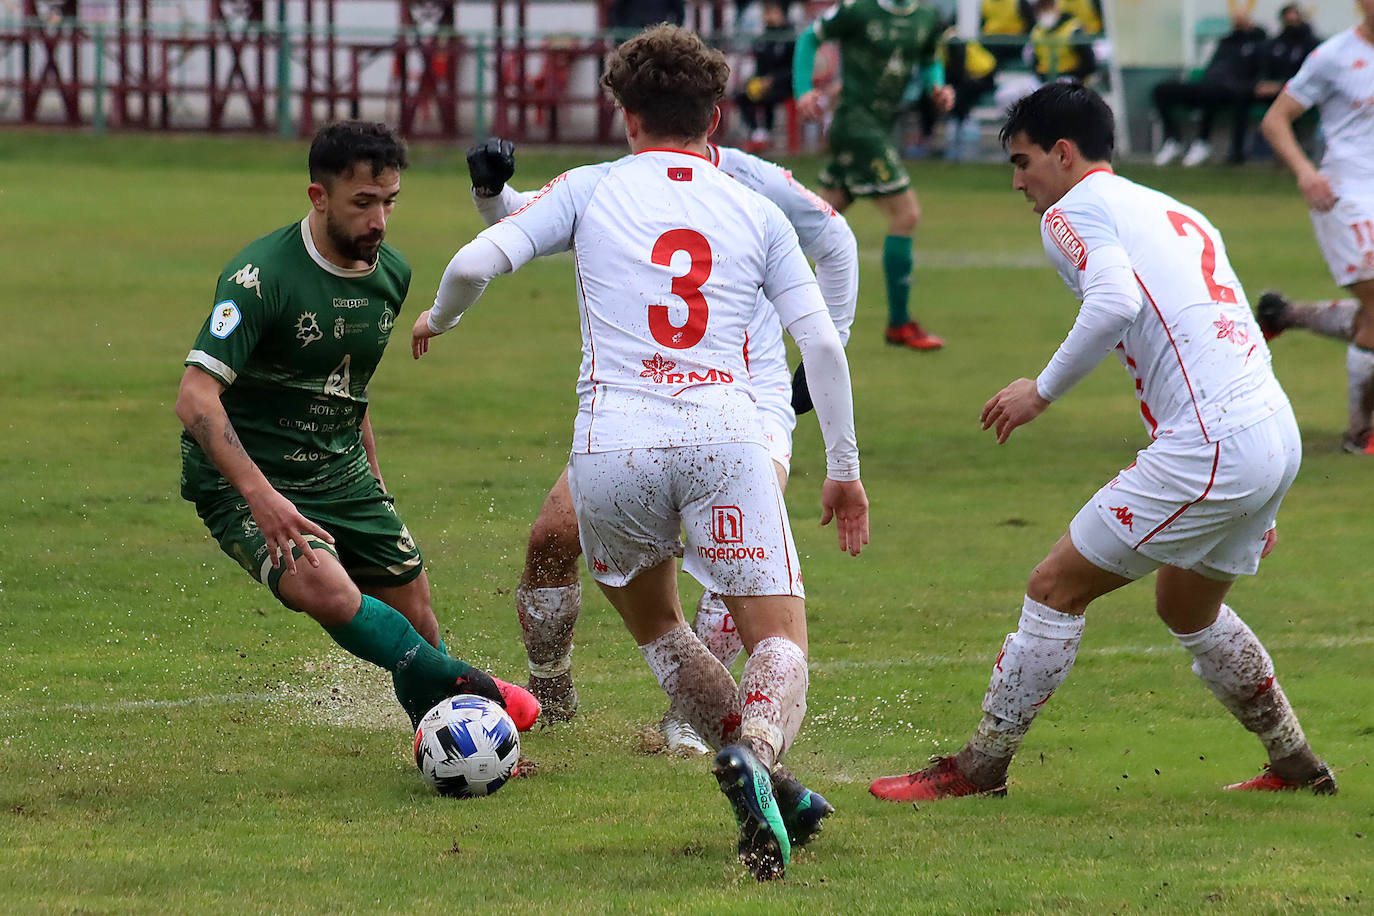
[
  {"xmin": 791, "ymin": 362, "xmax": 813, "ymax": 415},
  {"xmin": 454, "ymin": 667, "xmax": 506, "ymax": 708},
  {"xmin": 466, "ymin": 137, "xmax": 516, "ymax": 197}
]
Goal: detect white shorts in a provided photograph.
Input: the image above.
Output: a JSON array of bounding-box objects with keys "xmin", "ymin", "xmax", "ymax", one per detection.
[
  {"xmin": 1069, "ymin": 406, "xmax": 1301, "ymax": 582},
  {"xmin": 1310, "ymin": 190, "xmax": 1374, "ymax": 286},
  {"xmin": 567, "ymin": 442, "xmax": 805, "ymax": 597}
]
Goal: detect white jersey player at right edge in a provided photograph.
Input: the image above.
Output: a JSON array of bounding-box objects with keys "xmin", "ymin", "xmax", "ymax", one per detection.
[
  {"xmin": 1258, "ymin": 0, "xmax": 1374, "ymax": 453},
  {"xmin": 412, "ymin": 25, "xmax": 869, "ymax": 882},
  {"xmin": 870, "ymin": 84, "xmax": 1336, "ymax": 805}
]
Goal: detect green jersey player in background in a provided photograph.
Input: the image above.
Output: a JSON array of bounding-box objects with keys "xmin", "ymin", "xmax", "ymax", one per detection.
[
  {"xmin": 175, "ymin": 120, "xmax": 538, "ymax": 733},
  {"xmin": 794, "ymin": 0, "xmax": 954, "ymax": 351}
]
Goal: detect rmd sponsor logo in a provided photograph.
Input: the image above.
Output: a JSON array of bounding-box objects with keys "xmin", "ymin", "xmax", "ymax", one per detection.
[{"xmin": 1046, "ymin": 209, "xmax": 1087, "ymax": 270}]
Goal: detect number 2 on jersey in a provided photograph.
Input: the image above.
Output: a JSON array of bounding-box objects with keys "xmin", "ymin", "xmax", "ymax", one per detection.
[
  {"xmin": 1167, "ymin": 211, "xmax": 1237, "ymax": 305},
  {"xmin": 650, "ymin": 229, "xmax": 711, "ymax": 349}
]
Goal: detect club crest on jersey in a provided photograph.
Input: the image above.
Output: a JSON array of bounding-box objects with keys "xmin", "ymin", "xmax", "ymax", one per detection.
[
  {"xmin": 295, "ymin": 312, "xmax": 323, "ymax": 347},
  {"xmin": 667, "ymin": 167, "xmax": 692, "ymax": 182},
  {"xmin": 210, "ymin": 300, "xmax": 241, "ymax": 338},
  {"xmin": 229, "ymin": 263, "xmax": 262, "ymax": 297},
  {"xmin": 1046, "ymin": 209, "xmax": 1087, "ymax": 270}
]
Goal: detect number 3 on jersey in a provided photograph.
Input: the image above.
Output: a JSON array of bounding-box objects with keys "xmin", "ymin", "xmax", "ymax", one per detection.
[
  {"xmin": 1167, "ymin": 211, "xmax": 1237, "ymax": 305},
  {"xmin": 650, "ymin": 229, "xmax": 711, "ymax": 349}
]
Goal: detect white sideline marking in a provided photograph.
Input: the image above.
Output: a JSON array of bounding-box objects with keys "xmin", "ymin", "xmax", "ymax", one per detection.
[{"xmin": 40, "ymin": 633, "xmax": 1372, "ymax": 715}]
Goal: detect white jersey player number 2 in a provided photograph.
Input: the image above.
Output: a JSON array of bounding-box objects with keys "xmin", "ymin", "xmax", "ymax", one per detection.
[
  {"xmin": 651, "ymin": 228, "xmax": 712, "ymax": 349},
  {"xmin": 1167, "ymin": 210, "xmax": 1237, "ymax": 305}
]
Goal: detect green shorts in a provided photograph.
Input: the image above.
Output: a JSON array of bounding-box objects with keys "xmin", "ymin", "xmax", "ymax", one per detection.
[
  {"xmin": 195, "ymin": 473, "xmax": 424, "ymax": 596},
  {"xmin": 819, "ymin": 107, "xmax": 910, "ymax": 198}
]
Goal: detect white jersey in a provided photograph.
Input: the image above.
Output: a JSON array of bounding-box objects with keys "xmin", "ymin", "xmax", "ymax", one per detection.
[
  {"xmin": 1041, "ymin": 170, "xmax": 1288, "ymax": 445},
  {"xmin": 480, "ymin": 149, "xmax": 826, "ymax": 454},
  {"xmin": 1284, "ymin": 27, "xmax": 1374, "ymax": 189}
]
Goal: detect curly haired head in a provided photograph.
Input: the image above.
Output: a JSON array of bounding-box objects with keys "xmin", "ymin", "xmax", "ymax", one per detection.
[{"xmin": 600, "ymin": 24, "xmax": 730, "ymax": 140}]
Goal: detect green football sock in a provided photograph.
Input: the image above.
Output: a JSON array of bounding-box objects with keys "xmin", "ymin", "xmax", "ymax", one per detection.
[
  {"xmin": 324, "ymin": 595, "xmax": 472, "ymax": 722},
  {"xmin": 882, "ymin": 234, "xmax": 914, "ymax": 328}
]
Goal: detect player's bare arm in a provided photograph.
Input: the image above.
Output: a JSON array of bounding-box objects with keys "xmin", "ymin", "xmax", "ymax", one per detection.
[
  {"xmin": 359, "ymin": 407, "xmax": 386, "ymax": 492},
  {"xmin": 1261, "ymin": 92, "xmax": 1336, "ymax": 212},
  {"xmin": 981, "ymin": 377, "xmax": 1051, "ymax": 444},
  {"xmin": 175, "ymin": 365, "xmax": 334, "ymax": 572}
]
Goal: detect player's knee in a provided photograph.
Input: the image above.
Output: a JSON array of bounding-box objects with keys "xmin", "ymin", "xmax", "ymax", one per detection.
[
  {"xmin": 1024, "ymin": 566, "xmax": 1091, "ymax": 616},
  {"xmin": 524, "ymin": 517, "xmax": 582, "ymax": 586},
  {"xmin": 280, "ymin": 574, "xmax": 360, "ymax": 624}
]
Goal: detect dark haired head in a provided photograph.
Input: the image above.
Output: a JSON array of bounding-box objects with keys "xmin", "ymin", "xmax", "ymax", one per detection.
[
  {"xmin": 308, "ymin": 120, "xmax": 409, "ymax": 188},
  {"xmin": 600, "ymin": 24, "xmax": 730, "ymax": 140},
  {"xmin": 1000, "ymin": 82, "xmax": 1114, "ymax": 163}
]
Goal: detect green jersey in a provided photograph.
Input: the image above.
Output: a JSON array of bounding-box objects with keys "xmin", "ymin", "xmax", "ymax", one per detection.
[
  {"xmin": 181, "ymin": 218, "xmax": 411, "ymax": 500},
  {"xmin": 813, "ymin": 0, "xmax": 943, "ymax": 127}
]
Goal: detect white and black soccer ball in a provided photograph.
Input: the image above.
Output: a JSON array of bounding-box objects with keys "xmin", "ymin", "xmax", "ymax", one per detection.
[{"xmin": 413, "ymin": 695, "xmax": 520, "ymax": 798}]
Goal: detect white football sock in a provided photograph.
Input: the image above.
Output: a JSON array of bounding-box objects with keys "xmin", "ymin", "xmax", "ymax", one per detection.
[
  {"xmin": 969, "ymin": 596, "xmax": 1085, "ymax": 760},
  {"xmin": 692, "ymin": 591, "xmax": 745, "ymax": 669},
  {"xmin": 639, "ymin": 625, "xmax": 740, "ymax": 751},
  {"xmin": 1345, "ymin": 345, "xmax": 1374, "ymax": 441},
  {"xmin": 1173, "ymin": 604, "xmax": 1307, "ymax": 759},
  {"xmin": 737, "ymin": 636, "xmax": 808, "ymax": 770},
  {"xmin": 516, "ymin": 583, "xmax": 579, "ymax": 679},
  {"xmin": 1290, "ymin": 298, "xmax": 1357, "ymax": 340}
]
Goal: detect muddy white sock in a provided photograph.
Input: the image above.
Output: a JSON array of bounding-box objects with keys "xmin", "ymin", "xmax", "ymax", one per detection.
[
  {"xmin": 639, "ymin": 625, "xmax": 740, "ymax": 751},
  {"xmin": 736, "ymin": 636, "xmax": 808, "ymax": 771},
  {"xmin": 516, "ymin": 583, "xmax": 579, "ymax": 679},
  {"xmin": 1173, "ymin": 604, "xmax": 1307, "ymax": 759},
  {"xmin": 969, "ymin": 596, "xmax": 1085, "ymax": 759},
  {"xmin": 692, "ymin": 591, "xmax": 745, "ymax": 669}
]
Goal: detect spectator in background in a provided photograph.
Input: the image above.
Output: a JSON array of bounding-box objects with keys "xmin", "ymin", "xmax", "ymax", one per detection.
[
  {"xmin": 943, "ymin": 32, "xmax": 1000, "ymax": 161},
  {"xmin": 1151, "ymin": 5, "xmax": 1267, "ymax": 167},
  {"xmin": 980, "ymin": 0, "xmax": 1034, "ymax": 66},
  {"xmin": 1027, "ymin": 0, "xmax": 1096, "ymax": 83},
  {"xmin": 735, "ymin": 0, "xmax": 796, "ymax": 152},
  {"xmin": 1256, "ymin": 4, "xmax": 1319, "ymax": 102},
  {"xmin": 607, "ymin": 0, "xmax": 685, "ymax": 33},
  {"xmin": 1057, "ymin": 0, "xmax": 1102, "ymax": 35}
]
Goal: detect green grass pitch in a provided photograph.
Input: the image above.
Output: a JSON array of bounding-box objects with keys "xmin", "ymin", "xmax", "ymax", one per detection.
[{"xmin": 0, "ymin": 131, "xmax": 1369, "ymax": 914}]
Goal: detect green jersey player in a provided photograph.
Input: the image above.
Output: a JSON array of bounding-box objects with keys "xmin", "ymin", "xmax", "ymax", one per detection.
[
  {"xmin": 794, "ymin": 0, "xmax": 954, "ymax": 350},
  {"xmin": 175, "ymin": 120, "xmax": 538, "ymax": 732}
]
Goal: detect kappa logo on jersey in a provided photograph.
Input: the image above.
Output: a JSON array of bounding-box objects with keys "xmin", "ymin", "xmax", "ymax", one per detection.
[
  {"xmin": 1109, "ymin": 505, "xmax": 1135, "ymax": 531},
  {"xmin": 210, "ymin": 300, "xmax": 241, "ymax": 339},
  {"xmin": 640, "ymin": 353, "xmax": 735, "ymax": 386},
  {"xmin": 295, "ymin": 312, "xmax": 323, "ymax": 347},
  {"xmin": 711, "ymin": 505, "xmax": 744, "ymax": 544},
  {"xmin": 1046, "ymin": 209, "xmax": 1088, "ymax": 270},
  {"xmin": 229, "ymin": 263, "xmax": 262, "ymax": 298},
  {"xmin": 667, "ymin": 167, "xmax": 692, "ymax": 182},
  {"xmin": 332, "ymin": 297, "xmax": 369, "ymax": 309}
]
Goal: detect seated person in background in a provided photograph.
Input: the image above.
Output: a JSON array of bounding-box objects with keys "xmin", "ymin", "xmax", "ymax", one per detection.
[
  {"xmin": 1151, "ymin": 3, "xmax": 1267, "ymax": 167},
  {"xmin": 943, "ymin": 32, "xmax": 999, "ymax": 161},
  {"xmin": 980, "ymin": 0, "xmax": 1034, "ymax": 66},
  {"xmin": 1027, "ymin": 0, "xmax": 1097, "ymax": 84},
  {"xmin": 1057, "ymin": 0, "xmax": 1102, "ymax": 35},
  {"xmin": 1255, "ymin": 3, "xmax": 1319, "ymax": 102},
  {"xmin": 735, "ymin": 0, "xmax": 796, "ymax": 153}
]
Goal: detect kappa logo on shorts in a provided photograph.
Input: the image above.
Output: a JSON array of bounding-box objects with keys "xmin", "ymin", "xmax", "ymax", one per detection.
[
  {"xmin": 711, "ymin": 506, "xmax": 744, "ymax": 544},
  {"xmin": 1046, "ymin": 208, "xmax": 1088, "ymax": 271},
  {"xmin": 1109, "ymin": 505, "xmax": 1135, "ymax": 531},
  {"xmin": 592, "ymin": 557, "xmax": 608, "ymax": 573}
]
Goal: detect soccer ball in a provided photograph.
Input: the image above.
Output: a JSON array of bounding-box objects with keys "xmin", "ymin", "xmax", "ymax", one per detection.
[{"xmin": 413, "ymin": 695, "xmax": 520, "ymax": 798}]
